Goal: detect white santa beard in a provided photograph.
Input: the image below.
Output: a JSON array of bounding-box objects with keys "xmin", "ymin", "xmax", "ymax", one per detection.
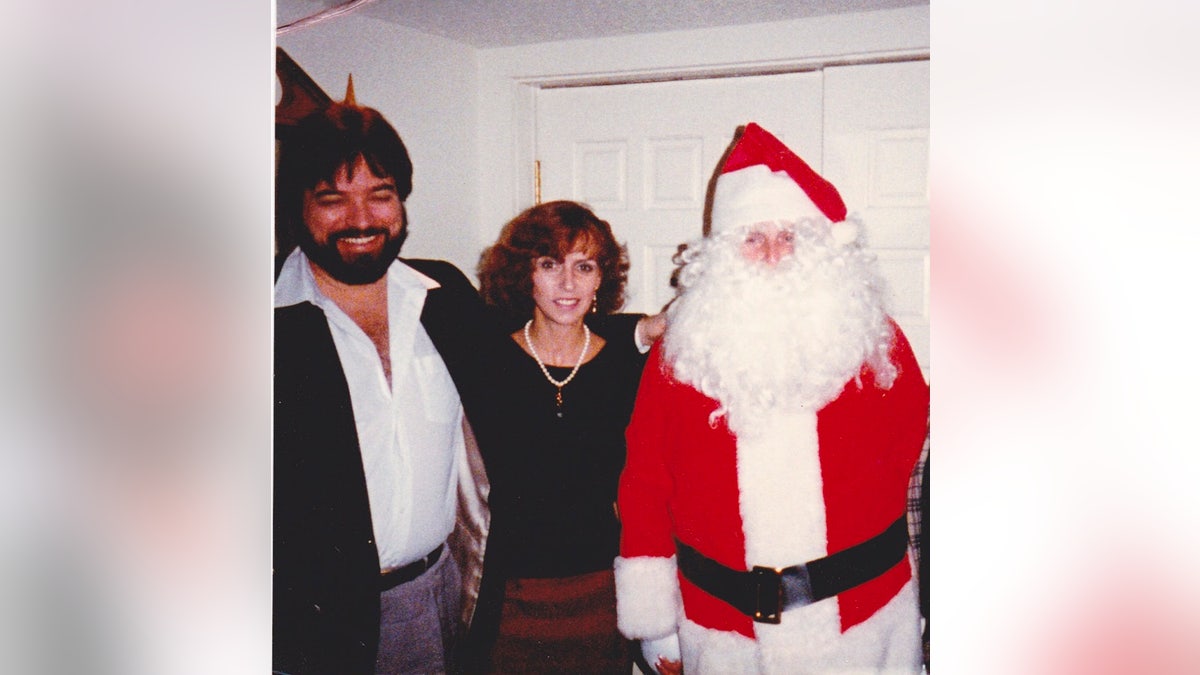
[{"xmin": 664, "ymin": 224, "xmax": 895, "ymax": 436}]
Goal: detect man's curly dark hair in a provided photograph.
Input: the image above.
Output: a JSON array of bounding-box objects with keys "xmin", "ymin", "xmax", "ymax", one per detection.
[{"xmin": 478, "ymin": 200, "xmax": 629, "ymax": 323}]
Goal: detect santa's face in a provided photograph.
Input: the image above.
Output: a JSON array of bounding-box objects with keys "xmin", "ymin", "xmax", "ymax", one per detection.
[{"xmin": 740, "ymin": 221, "xmax": 795, "ymax": 266}]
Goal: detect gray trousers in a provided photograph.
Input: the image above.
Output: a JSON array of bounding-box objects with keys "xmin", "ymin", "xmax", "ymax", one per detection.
[{"xmin": 375, "ymin": 550, "xmax": 461, "ymax": 675}]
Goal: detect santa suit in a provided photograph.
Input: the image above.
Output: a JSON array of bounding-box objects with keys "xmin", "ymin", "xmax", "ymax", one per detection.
[{"xmin": 615, "ymin": 323, "xmax": 929, "ymax": 674}]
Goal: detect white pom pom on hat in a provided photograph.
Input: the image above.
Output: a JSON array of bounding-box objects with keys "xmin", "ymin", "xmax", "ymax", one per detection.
[
  {"xmin": 830, "ymin": 220, "xmax": 859, "ymax": 247},
  {"xmin": 710, "ymin": 123, "xmax": 848, "ymax": 236}
]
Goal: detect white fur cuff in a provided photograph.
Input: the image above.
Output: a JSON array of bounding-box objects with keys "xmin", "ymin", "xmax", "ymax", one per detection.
[{"xmin": 613, "ymin": 555, "xmax": 683, "ymax": 639}]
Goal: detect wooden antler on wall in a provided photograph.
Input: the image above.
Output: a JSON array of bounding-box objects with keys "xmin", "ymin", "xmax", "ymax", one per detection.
[{"xmin": 275, "ymin": 47, "xmax": 332, "ymax": 138}]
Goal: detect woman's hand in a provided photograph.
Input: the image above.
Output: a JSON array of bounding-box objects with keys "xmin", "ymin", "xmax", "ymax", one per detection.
[{"xmin": 635, "ymin": 311, "xmax": 668, "ymax": 350}]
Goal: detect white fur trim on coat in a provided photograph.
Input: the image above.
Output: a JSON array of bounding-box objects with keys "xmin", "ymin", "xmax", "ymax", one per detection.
[
  {"xmin": 677, "ymin": 580, "xmax": 922, "ymax": 674},
  {"xmin": 614, "ymin": 555, "xmax": 683, "ymax": 639},
  {"xmin": 757, "ymin": 578, "xmax": 923, "ymax": 674},
  {"xmin": 679, "ymin": 617, "xmax": 759, "ymax": 674},
  {"xmin": 737, "ymin": 408, "xmax": 828, "ymax": 568}
]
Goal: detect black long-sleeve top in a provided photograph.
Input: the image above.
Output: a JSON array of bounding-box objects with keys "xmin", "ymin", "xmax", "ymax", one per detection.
[{"xmin": 482, "ymin": 330, "xmax": 649, "ymax": 579}]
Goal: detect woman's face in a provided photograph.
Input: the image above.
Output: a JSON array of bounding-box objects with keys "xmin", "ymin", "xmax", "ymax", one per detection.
[{"xmin": 530, "ymin": 246, "xmax": 602, "ymax": 327}]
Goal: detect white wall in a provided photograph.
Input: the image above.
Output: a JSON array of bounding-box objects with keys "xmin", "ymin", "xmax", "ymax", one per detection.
[
  {"xmin": 277, "ymin": 5, "xmax": 928, "ymax": 279},
  {"xmin": 278, "ymin": 14, "xmax": 479, "ymax": 270}
]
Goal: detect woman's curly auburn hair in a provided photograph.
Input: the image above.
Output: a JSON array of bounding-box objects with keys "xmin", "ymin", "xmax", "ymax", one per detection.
[{"xmin": 478, "ymin": 200, "xmax": 629, "ymax": 322}]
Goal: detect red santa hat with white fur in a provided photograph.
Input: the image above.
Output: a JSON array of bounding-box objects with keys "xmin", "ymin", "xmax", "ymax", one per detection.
[{"xmin": 709, "ymin": 123, "xmax": 858, "ymax": 247}]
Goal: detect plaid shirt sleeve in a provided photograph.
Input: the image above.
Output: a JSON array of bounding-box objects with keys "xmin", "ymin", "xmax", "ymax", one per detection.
[
  {"xmin": 907, "ymin": 429, "xmax": 930, "ymax": 670},
  {"xmin": 907, "ymin": 431, "xmax": 929, "ymax": 603},
  {"xmin": 907, "ymin": 436, "xmax": 928, "ymax": 572}
]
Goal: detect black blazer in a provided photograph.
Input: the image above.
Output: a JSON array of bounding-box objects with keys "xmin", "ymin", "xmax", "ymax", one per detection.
[{"xmin": 273, "ymin": 258, "xmax": 498, "ymax": 674}]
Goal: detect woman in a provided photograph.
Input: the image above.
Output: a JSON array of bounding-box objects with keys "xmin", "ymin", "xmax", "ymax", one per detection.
[{"xmin": 465, "ymin": 201, "xmax": 655, "ymax": 674}]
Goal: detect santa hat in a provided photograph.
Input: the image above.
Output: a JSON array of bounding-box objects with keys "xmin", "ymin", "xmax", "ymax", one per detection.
[{"xmin": 710, "ymin": 123, "xmax": 855, "ymax": 243}]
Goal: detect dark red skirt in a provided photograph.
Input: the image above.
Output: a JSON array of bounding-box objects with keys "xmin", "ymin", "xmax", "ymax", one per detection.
[{"xmin": 488, "ymin": 569, "xmax": 633, "ymax": 674}]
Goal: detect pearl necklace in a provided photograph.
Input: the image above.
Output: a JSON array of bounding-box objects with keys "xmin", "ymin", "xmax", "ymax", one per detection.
[{"xmin": 523, "ymin": 319, "xmax": 590, "ymax": 417}]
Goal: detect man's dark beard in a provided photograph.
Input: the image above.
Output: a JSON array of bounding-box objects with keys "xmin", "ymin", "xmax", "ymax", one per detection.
[{"xmin": 297, "ymin": 226, "xmax": 407, "ymax": 285}]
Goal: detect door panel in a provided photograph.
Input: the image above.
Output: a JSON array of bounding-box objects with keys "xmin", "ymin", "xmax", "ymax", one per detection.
[{"xmin": 824, "ymin": 61, "xmax": 930, "ymax": 373}]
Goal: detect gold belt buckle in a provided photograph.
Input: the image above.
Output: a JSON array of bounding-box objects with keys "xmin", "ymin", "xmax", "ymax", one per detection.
[{"xmin": 751, "ymin": 566, "xmax": 784, "ymax": 624}]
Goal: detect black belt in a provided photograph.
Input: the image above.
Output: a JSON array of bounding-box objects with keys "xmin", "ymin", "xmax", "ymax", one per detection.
[
  {"xmin": 676, "ymin": 517, "xmax": 907, "ymax": 624},
  {"xmin": 380, "ymin": 544, "xmax": 444, "ymax": 591}
]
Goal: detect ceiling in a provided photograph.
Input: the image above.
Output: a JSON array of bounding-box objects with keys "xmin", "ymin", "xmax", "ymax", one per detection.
[{"xmin": 277, "ymin": 0, "xmax": 928, "ymax": 48}]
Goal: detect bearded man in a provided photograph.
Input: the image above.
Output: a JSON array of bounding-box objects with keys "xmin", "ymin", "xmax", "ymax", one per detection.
[
  {"xmin": 273, "ymin": 100, "xmax": 495, "ymax": 674},
  {"xmin": 614, "ymin": 123, "xmax": 929, "ymax": 674}
]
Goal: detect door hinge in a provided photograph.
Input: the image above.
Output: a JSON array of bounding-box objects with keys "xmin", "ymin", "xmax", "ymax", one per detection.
[{"xmin": 534, "ymin": 160, "xmax": 542, "ymax": 205}]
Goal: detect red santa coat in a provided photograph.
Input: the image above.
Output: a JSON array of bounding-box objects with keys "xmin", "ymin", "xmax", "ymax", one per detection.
[{"xmin": 615, "ymin": 321, "xmax": 929, "ymax": 672}]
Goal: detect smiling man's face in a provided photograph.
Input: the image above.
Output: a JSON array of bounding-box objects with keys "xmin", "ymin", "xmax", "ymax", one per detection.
[{"xmin": 298, "ymin": 154, "xmax": 406, "ymax": 285}]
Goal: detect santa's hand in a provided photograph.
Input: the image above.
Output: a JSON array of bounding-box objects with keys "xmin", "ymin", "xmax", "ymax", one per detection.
[{"xmin": 641, "ymin": 633, "xmax": 682, "ymax": 674}]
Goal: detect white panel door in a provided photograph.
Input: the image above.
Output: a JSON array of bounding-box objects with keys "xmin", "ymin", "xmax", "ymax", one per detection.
[
  {"xmin": 535, "ymin": 73, "xmax": 825, "ymax": 315},
  {"xmin": 823, "ymin": 61, "xmax": 930, "ymax": 375}
]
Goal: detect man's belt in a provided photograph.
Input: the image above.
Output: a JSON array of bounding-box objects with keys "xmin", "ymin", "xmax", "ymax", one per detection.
[
  {"xmin": 675, "ymin": 517, "xmax": 907, "ymax": 624},
  {"xmin": 380, "ymin": 544, "xmax": 444, "ymax": 591}
]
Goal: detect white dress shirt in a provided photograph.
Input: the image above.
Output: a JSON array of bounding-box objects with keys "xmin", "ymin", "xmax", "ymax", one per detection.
[{"xmin": 275, "ymin": 249, "xmax": 463, "ymax": 569}]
